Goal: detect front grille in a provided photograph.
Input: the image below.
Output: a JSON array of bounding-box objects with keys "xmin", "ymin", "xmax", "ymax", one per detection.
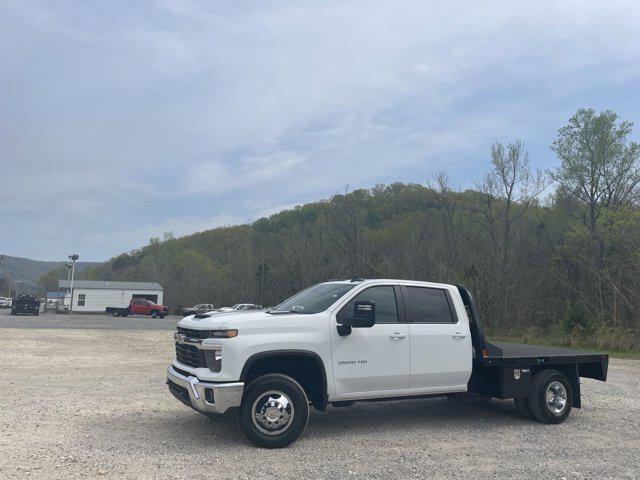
[
  {"xmin": 177, "ymin": 326, "xmax": 216, "ymax": 339},
  {"xmin": 175, "ymin": 343, "xmax": 207, "ymax": 368}
]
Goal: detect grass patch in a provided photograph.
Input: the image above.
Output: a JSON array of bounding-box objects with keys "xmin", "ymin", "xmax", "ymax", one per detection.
[
  {"xmin": 487, "ymin": 336, "xmax": 640, "ymax": 359},
  {"xmin": 486, "ymin": 324, "xmax": 640, "ymax": 360}
]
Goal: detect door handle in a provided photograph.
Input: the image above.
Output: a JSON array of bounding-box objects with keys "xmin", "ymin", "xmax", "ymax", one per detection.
[
  {"xmin": 452, "ymin": 332, "xmax": 467, "ymax": 339},
  {"xmin": 389, "ymin": 332, "xmax": 406, "ymax": 339}
]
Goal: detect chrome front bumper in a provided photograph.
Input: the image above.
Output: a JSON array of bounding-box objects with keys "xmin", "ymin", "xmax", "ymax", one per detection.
[{"xmin": 166, "ymin": 365, "xmax": 244, "ymax": 414}]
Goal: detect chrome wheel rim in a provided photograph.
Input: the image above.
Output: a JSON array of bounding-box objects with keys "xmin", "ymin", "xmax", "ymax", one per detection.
[
  {"xmin": 251, "ymin": 390, "xmax": 295, "ymax": 435},
  {"xmin": 546, "ymin": 381, "xmax": 567, "ymax": 415}
]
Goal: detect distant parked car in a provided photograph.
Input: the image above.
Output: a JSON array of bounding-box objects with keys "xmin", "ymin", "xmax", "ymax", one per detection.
[
  {"xmin": 182, "ymin": 303, "xmax": 215, "ymax": 316},
  {"xmin": 217, "ymin": 303, "xmax": 263, "ymax": 312},
  {"xmin": 11, "ymin": 295, "xmax": 40, "ymax": 316},
  {"xmin": 107, "ymin": 299, "xmax": 169, "ymax": 318},
  {"xmin": 0, "ymin": 297, "xmax": 12, "ymax": 309}
]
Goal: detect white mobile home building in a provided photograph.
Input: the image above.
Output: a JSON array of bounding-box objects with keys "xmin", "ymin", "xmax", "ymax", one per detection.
[{"xmin": 58, "ymin": 280, "xmax": 164, "ymax": 313}]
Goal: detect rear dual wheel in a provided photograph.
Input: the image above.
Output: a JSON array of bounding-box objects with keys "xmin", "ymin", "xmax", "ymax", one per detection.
[
  {"xmin": 514, "ymin": 369, "xmax": 572, "ymax": 424},
  {"xmin": 514, "ymin": 397, "xmax": 533, "ymax": 419}
]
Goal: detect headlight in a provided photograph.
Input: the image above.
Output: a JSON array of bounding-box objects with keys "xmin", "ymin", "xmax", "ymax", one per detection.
[{"xmin": 209, "ymin": 329, "xmax": 238, "ymax": 338}]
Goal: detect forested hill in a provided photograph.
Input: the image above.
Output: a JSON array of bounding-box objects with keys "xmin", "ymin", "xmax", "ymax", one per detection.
[
  {"xmin": 82, "ymin": 109, "xmax": 640, "ymax": 351},
  {"xmin": 0, "ymin": 256, "xmax": 99, "ymax": 295},
  {"xmin": 83, "ymin": 181, "xmax": 640, "ymax": 350}
]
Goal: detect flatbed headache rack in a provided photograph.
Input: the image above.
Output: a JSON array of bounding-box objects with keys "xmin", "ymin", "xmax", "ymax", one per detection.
[{"xmin": 456, "ymin": 284, "xmax": 608, "ymax": 407}]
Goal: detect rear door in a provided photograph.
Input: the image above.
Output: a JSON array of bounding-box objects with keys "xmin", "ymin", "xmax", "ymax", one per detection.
[
  {"xmin": 330, "ymin": 285, "xmax": 410, "ymax": 396},
  {"xmin": 402, "ymin": 286, "xmax": 472, "ymax": 392}
]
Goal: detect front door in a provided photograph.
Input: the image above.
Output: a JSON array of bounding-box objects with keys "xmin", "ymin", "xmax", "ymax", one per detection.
[
  {"xmin": 130, "ymin": 300, "xmax": 145, "ymax": 315},
  {"xmin": 330, "ymin": 285, "xmax": 410, "ymax": 397},
  {"xmin": 402, "ymin": 286, "xmax": 472, "ymax": 391}
]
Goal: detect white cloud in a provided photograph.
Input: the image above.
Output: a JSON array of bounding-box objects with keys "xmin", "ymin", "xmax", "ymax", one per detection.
[{"xmin": 1, "ymin": 0, "xmax": 639, "ymax": 259}]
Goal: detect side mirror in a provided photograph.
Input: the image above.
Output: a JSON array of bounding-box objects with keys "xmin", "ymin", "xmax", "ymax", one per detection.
[{"xmin": 341, "ymin": 300, "xmax": 376, "ymax": 328}]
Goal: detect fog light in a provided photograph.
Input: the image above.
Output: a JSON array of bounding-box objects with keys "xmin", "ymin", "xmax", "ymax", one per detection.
[
  {"xmin": 205, "ymin": 388, "xmax": 215, "ymax": 404},
  {"xmin": 205, "ymin": 349, "xmax": 222, "ymax": 372}
]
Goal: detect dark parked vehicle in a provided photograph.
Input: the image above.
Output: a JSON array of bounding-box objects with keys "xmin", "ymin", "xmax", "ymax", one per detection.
[{"xmin": 11, "ymin": 295, "xmax": 40, "ymax": 316}]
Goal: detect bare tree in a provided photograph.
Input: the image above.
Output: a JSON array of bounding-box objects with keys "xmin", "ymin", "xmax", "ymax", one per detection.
[
  {"xmin": 476, "ymin": 140, "xmax": 548, "ymax": 265},
  {"xmin": 428, "ymin": 171, "xmax": 461, "ymax": 264}
]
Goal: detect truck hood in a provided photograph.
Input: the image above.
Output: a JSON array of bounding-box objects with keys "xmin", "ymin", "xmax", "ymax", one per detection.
[{"xmin": 177, "ymin": 310, "xmax": 298, "ymax": 330}]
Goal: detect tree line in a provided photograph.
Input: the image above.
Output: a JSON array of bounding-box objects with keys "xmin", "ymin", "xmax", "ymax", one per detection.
[{"xmin": 65, "ymin": 108, "xmax": 640, "ymax": 351}]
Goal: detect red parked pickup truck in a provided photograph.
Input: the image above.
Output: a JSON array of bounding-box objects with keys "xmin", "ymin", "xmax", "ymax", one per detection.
[{"xmin": 108, "ymin": 299, "xmax": 169, "ymax": 318}]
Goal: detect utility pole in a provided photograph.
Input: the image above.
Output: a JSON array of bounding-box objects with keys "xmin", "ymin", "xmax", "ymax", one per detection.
[
  {"xmin": 68, "ymin": 254, "xmax": 79, "ymax": 312},
  {"xmin": 0, "ymin": 255, "xmax": 5, "ymax": 297},
  {"xmin": 14, "ymin": 280, "xmax": 21, "ymax": 298}
]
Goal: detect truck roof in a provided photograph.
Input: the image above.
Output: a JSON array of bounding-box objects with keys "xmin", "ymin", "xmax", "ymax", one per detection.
[{"xmin": 322, "ymin": 278, "xmax": 454, "ymax": 289}]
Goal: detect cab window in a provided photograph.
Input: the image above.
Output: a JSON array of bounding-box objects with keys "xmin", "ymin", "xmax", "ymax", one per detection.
[
  {"xmin": 337, "ymin": 286, "xmax": 399, "ymax": 323},
  {"xmin": 405, "ymin": 287, "xmax": 456, "ymax": 323}
]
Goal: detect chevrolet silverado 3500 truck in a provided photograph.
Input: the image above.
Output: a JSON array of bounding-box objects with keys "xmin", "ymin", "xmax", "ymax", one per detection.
[{"xmin": 167, "ymin": 279, "xmax": 608, "ymax": 448}]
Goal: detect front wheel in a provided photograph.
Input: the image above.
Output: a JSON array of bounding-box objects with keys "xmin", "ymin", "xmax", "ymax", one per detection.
[
  {"xmin": 528, "ymin": 369, "xmax": 572, "ymax": 424},
  {"xmin": 238, "ymin": 373, "xmax": 309, "ymax": 448},
  {"xmin": 151, "ymin": 311, "xmax": 158, "ymax": 318}
]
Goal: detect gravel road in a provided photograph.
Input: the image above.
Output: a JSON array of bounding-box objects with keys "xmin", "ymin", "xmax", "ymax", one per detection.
[{"xmin": 1, "ymin": 321, "xmax": 638, "ymax": 479}]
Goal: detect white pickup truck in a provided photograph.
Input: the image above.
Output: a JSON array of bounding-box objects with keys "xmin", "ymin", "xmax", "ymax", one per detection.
[{"xmin": 167, "ymin": 278, "xmax": 608, "ymax": 448}]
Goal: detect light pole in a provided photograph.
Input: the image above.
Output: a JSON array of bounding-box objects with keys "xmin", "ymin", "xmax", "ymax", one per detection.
[
  {"xmin": 0, "ymin": 255, "xmax": 6, "ymax": 296},
  {"xmin": 14, "ymin": 280, "xmax": 21, "ymax": 298},
  {"xmin": 68, "ymin": 254, "xmax": 79, "ymax": 312}
]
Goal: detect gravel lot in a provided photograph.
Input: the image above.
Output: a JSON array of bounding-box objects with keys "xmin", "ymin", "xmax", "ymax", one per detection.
[{"xmin": 1, "ymin": 312, "xmax": 639, "ymax": 479}]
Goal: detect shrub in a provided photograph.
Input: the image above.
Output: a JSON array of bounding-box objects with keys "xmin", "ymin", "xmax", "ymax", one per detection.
[{"xmin": 561, "ymin": 305, "xmax": 595, "ymax": 336}]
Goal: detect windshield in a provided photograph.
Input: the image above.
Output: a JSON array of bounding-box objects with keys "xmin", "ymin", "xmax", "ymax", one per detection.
[{"xmin": 272, "ymin": 283, "xmax": 356, "ymax": 314}]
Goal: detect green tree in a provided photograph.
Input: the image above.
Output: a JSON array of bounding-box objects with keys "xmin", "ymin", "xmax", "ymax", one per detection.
[
  {"xmin": 38, "ymin": 267, "xmax": 68, "ymax": 294},
  {"xmin": 0, "ymin": 277, "xmax": 10, "ymax": 297},
  {"xmin": 551, "ymin": 109, "xmax": 640, "ymax": 245}
]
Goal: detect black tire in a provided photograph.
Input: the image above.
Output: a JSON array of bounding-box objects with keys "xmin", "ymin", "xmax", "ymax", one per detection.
[
  {"xmin": 238, "ymin": 373, "xmax": 309, "ymax": 448},
  {"xmin": 513, "ymin": 397, "xmax": 534, "ymax": 419},
  {"xmin": 33, "ymin": 311, "xmax": 39, "ymax": 316},
  {"xmin": 528, "ymin": 369, "xmax": 572, "ymax": 424},
  {"xmin": 159, "ymin": 313, "xmax": 165, "ymax": 319},
  {"xmin": 151, "ymin": 311, "xmax": 158, "ymax": 318},
  {"xmin": 11, "ymin": 310, "xmax": 16, "ymax": 316}
]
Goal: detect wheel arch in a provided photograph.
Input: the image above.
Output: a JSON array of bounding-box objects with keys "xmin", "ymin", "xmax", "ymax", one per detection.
[{"xmin": 240, "ymin": 350, "xmax": 328, "ymax": 411}]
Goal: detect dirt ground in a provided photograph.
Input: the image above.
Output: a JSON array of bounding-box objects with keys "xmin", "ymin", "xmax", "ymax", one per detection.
[{"xmin": 1, "ymin": 319, "xmax": 639, "ymax": 479}]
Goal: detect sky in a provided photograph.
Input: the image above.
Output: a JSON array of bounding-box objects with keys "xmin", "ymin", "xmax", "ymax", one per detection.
[{"xmin": 1, "ymin": 1, "xmax": 639, "ymax": 261}]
